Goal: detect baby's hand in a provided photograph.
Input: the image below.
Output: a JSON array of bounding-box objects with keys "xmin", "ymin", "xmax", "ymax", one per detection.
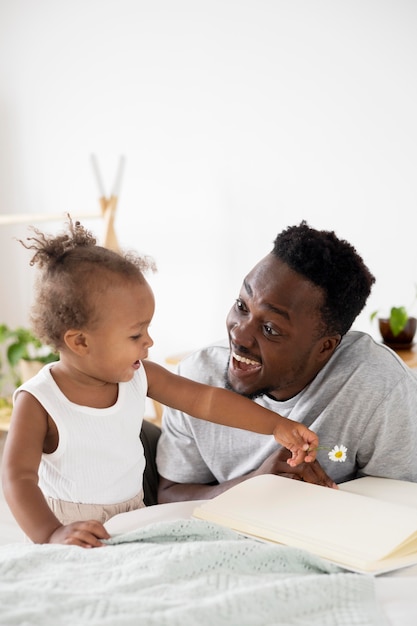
[
  {"xmin": 48, "ymin": 520, "xmax": 110, "ymax": 548},
  {"xmin": 273, "ymin": 420, "xmax": 318, "ymax": 466},
  {"xmin": 286, "ymin": 443, "xmax": 317, "ymax": 467}
]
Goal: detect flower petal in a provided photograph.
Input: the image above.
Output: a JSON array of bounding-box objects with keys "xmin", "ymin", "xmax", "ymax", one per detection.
[{"xmin": 328, "ymin": 444, "xmax": 347, "ymax": 463}]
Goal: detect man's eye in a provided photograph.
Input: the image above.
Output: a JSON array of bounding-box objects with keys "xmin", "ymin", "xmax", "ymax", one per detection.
[
  {"xmin": 235, "ymin": 298, "xmax": 247, "ymax": 312},
  {"xmin": 263, "ymin": 324, "xmax": 279, "ymax": 337}
]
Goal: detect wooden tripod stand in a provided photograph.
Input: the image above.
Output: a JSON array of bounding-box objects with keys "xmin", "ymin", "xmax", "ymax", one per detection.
[{"xmin": 90, "ymin": 154, "xmax": 125, "ymax": 252}]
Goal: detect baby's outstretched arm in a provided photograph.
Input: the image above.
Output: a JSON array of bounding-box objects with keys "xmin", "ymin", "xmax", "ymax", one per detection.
[{"xmin": 145, "ymin": 360, "xmax": 318, "ymax": 465}]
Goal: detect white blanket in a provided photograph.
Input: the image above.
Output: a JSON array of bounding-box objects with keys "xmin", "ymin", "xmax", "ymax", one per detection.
[{"xmin": 0, "ymin": 519, "xmax": 388, "ymax": 626}]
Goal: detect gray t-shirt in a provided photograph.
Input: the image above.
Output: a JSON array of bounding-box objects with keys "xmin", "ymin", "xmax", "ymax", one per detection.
[{"xmin": 156, "ymin": 331, "xmax": 417, "ymax": 484}]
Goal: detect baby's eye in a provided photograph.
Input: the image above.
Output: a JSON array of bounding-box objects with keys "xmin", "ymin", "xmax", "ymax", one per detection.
[{"xmin": 130, "ymin": 334, "xmax": 142, "ymax": 341}]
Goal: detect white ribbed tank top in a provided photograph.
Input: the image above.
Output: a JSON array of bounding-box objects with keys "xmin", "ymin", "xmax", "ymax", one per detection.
[{"xmin": 14, "ymin": 363, "xmax": 147, "ymax": 504}]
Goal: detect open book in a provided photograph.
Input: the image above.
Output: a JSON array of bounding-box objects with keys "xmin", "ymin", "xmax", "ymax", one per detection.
[{"xmin": 193, "ymin": 474, "xmax": 417, "ymax": 575}]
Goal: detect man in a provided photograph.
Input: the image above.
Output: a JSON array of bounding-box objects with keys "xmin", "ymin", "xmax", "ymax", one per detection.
[{"xmin": 157, "ymin": 221, "xmax": 417, "ymax": 503}]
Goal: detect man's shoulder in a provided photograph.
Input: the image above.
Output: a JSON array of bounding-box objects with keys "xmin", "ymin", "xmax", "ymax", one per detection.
[
  {"xmin": 177, "ymin": 340, "xmax": 229, "ymax": 385},
  {"xmin": 340, "ymin": 330, "xmax": 406, "ymax": 363},
  {"xmin": 336, "ymin": 330, "xmax": 417, "ymax": 383}
]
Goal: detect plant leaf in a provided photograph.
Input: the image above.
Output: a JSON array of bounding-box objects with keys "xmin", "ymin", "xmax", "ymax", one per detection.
[
  {"xmin": 389, "ymin": 306, "xmax": 408, "ymax": 336},
  {"xmin": 7, "ymin": 343, "xmax": 28, "ymax": 366}
]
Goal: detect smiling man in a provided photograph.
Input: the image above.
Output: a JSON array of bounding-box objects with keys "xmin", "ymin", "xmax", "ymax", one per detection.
[{"xmin": 157, "ymin": 221, "xmax": 417, "ymax": 502}]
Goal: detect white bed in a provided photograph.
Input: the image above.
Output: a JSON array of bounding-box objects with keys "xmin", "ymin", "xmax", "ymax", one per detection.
[
  {"xmin": 106, "ymin": 501, "xmax": 417, "ymax": 626},
  {"xmin": 0, "ymin": 501, "xmax": 415, "ymax": 626}
]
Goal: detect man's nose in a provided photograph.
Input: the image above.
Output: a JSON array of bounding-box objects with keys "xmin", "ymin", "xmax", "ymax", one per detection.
[{"xmin": 230, "ymin": 316, "xmax": 256, "ymax": 347}]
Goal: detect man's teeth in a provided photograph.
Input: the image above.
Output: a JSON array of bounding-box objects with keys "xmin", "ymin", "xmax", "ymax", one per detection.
[{"xmin": 233, "ymin": 352, "xmax": 259, "ymax": 366}]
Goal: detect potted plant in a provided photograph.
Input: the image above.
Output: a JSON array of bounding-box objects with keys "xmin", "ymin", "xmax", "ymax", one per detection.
[
  {"xmin": 0, "ymin": 324, "xmax": 58, "ymax": 393},
  {"xmin": 370, "ymin": 288, "xmax": 417, "ymax": 349},
  {"xmin": 0, "ymin": 325, "xmax": 59, "ymax": 432}
]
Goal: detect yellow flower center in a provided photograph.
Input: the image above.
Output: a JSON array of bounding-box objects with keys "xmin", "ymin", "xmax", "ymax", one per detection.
[{"xmin": 335, "ymin": 451, "xmax": 343, "ymax": 458}]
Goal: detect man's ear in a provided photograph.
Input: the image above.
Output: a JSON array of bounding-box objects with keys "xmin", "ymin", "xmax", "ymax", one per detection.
[
  {"xmin": 317, "ymin": 335, "xmax": 342, "ymax": 362},
  {"xmin": 63, "ymin": 329, "xmax": 89, "ymax": 355}
]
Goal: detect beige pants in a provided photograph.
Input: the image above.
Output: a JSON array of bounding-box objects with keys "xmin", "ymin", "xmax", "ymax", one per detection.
[{"xmin": 46, "ymin": 491, "xmax": 145, "ymax": 525}]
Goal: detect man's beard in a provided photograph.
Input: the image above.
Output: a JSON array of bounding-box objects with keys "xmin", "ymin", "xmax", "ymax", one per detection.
[{"xmin": 223, "ymin": 357, "xmax": 275, "ymax": 401}]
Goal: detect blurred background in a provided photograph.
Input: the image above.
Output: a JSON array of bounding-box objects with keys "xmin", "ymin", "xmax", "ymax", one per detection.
[{"xmin": 1, "ymin": 0, "xmax": 416, "ymax": 366}]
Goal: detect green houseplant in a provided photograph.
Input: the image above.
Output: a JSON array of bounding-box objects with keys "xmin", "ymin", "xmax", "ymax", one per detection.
[
  {"xmin": 370, "ymin": 288, "xmax": 417, "ymax": 348},
  {"xmin": 0, "ymin": 324, "xmax": 58, "ymax": 429},
  {"xmin": 0, "ymin": 324, "xmax": 58, "ymax": 393}
]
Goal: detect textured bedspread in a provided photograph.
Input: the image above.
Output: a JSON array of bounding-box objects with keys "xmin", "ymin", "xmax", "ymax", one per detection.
[{"xmin": 0, "ymin": 519, "xmax": 388, "ymax": 626}]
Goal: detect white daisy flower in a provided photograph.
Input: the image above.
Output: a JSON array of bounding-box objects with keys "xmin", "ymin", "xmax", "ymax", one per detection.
[{"xmin": 328, "ymin": 444, "xmax": 347, "ymax": 463}]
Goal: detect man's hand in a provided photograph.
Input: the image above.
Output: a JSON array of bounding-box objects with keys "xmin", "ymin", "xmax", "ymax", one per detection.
[
  {"xmin": 47, "ymin": 520, "xmax": 111, "ymax": 548},
  {"xmin": 158, "ymin": 446, "xmax": 337, "ymax": 505},
  {"xmin": 255, "ymin": 447, "xmax": 337, "ymax": 488}
]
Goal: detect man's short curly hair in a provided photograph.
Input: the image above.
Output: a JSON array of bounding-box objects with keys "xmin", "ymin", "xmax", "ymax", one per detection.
[
  {"xmin": 19, "ymin": 216, "xmax": 156, "ymax": 350},
  {"xmin": 272, "ymin": 221, "xmax": 375, "ymax": 336}
]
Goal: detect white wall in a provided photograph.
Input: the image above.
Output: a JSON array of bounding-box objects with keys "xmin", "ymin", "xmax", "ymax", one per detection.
[{"xmin": 1, "ymin": 0, "xmax": 416, "ymax": 365}]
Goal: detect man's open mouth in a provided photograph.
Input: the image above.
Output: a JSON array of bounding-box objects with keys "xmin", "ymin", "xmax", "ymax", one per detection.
[{"xmin": 232, "ymin": 352, "xmax": 261, "ymax": 371}]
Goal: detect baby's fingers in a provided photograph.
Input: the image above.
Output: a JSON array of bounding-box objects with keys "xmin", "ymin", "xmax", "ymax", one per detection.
[
  {"xmin": 287, "ymin": 440, "xmax": 318, "ymax": 466},
  {"xmin": 49, "ymin": 520, "xmax": 110, "ymax": 548},
  {"xmin": 287, "ymin": 447, "xmax": 309, "ymax": 467}
]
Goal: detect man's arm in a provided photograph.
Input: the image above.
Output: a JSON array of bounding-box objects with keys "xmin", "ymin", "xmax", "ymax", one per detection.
[{"xmin": 158, "ymin": 447, "xmax": 336, "ymax": 503}]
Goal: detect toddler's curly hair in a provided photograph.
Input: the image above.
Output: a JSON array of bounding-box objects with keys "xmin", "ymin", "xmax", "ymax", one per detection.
[{"xmin": 19, "ymin": 215, "xmax": 156, "ymax": 351}]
